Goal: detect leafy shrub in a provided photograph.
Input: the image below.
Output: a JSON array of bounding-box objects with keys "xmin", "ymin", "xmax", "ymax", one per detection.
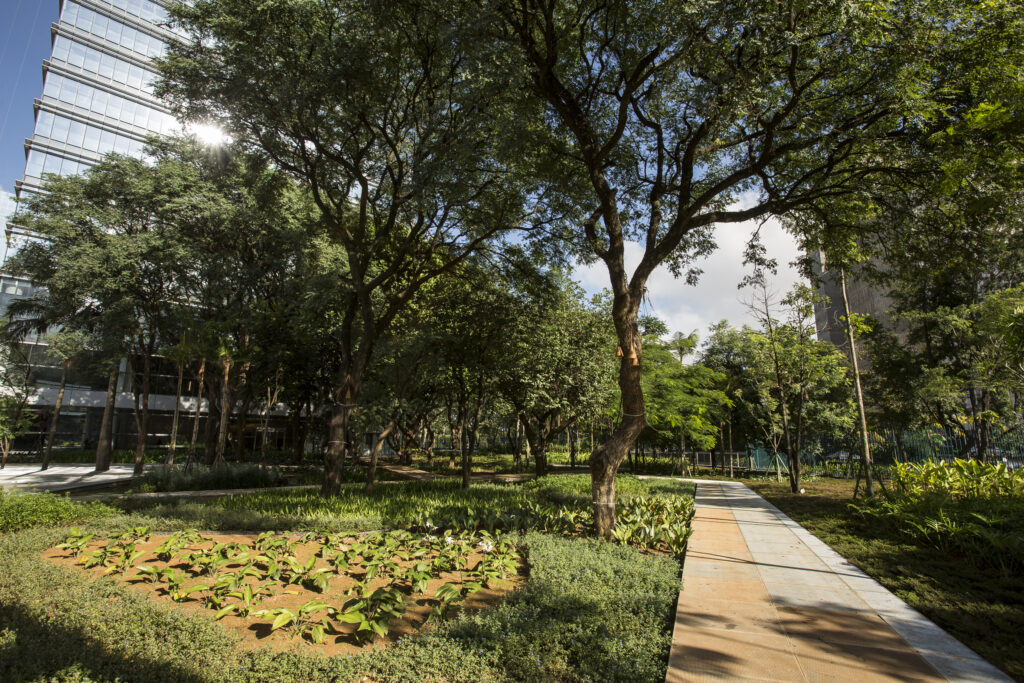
[
  {"xmin": 208, "ymin": 476, "xmax": 695, "ymax": 558},
  {"xmin": 0, "ymin": 490, "xmax": 116, "ymax": 532},
  {"xmin": 130, "ymin": 464, "xmax": 291, "ymax": 493},
  {"xmin": 893, "ymin": 459, "xmax": 1023, "ymax": 499},
  {"xmin": 852, "ymin": 460, "xmax": 1024, "ymax": 574}
]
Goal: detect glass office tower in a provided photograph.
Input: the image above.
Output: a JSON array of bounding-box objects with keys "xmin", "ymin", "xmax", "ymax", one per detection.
[
  {"xmin": 3, "ymin": 1, "xmax": 187, "ymax": 454},
  {"xmin": 14, "ymin": 0, "xmax": 182, "ymax": 202}
]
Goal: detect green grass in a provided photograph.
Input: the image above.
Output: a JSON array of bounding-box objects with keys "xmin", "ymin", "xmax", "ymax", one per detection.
[
  {"xmin": 0, "ymin": 475, "xmax": 694, "ymax": 680},
  {"xmin": 1, "ymin": 522, "xmax": 681, "ymax": 682},
  {"xmin": 198, "ymin": 475, "xmax": 695, "ymax": 531},
  {"xmin": 747, "ymin": 477, "xmax": 1024, "ymax": 681},
  {"xmin": 0, "ymin": 489, "xmax": 117, "ymax": 532}
]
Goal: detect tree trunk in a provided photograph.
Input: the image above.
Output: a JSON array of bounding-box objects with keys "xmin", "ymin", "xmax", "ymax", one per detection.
[
  {"xmin": 167, "ymin": 361, "xmax": 184, "ymax": 466},
  {"xmin": 132, "ymin": 350, "xmax": 152, "ymax": 477},
  {"xmin": 424, "ymin": 424, "xmax": 435, "ymax": 467},
  {"xmin": 233, "ymin": 382, "xmax": 251, "ymax": 462},
  {"xmin": 214, "ymin": 356, "xmax": 232, "ymax": 467},
  {"xmin": 760, "ymin": 286, "xmax": 797, "ymax": 492},
  {"xmin": 42, "ymin": 359, "xmax": 70, "ymax": 471},
  {"xmin": 591, "ymin": 320, "xmax": 646, "ymax": 537},
  {"xmin": 461, "ymin": 426, "xmax": 473, "ymax": 489},
  {"xmin": 261, "ymin": 381, "xmax": 280, "ymax": 459},
  {"xmin": 365, "ymin": 420, "xmax": 395, "ymax": 492},
  {"xmin": 895, "ymin": 429, "xmax": 906, "ymax": 463},
  {"xmin": 534, "ymin": 441, "xmax": 548, "ymax": 478},
  {"xmin": 840, "ymin": 267, "xmax": 873, "ymax": 496},
  {"xmin": 301, "ymin": 397, "xmax": 314, "ymax": 463},
  {"xmin": 95, "ymin": 363, "xmax": 119, "ymax": 472},
  {"xmin": 322, "ymin": 366, "xmax": 360, "ymax": 496},
  {"xmin": 511, "ymin": 417, "xmax": 523, "ymax": 471},
  {"xmin": 188, "ymin": 358, "xmax": 206, "ymax": 465},
  {"xmin": 448, "ymin": 423, "xmax": 459, "ymax": 470},
  {"xmin": 569, "ymin": 423, "xmax": 578, "ymax": 469}
]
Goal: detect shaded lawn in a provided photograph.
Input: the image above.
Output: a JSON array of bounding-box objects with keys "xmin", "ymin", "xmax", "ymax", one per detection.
[{"xmin": 748, "ymin": 477, "xmax": 1024, "ymax": 682}]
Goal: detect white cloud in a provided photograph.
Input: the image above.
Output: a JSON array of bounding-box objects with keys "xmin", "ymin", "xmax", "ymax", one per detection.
[{"xmin": 573, "ymin": 212, "xmax": 805, "ymax": 340}]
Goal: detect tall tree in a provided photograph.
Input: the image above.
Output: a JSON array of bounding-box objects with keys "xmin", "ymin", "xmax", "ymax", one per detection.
[
  {"xmin": 497, "ymin": 273, "xmax": 618, "ymax": 477},
  {"xmin": 493, "ymin": 0, "xmax": 934, "ymax": 534},
  {"xmin": 11, "ymin": 155, "xmax": 189, "ymax": 475},
  {"xmin": 161, "ymin": 0, "xmax": 543, "ymax": 494}
]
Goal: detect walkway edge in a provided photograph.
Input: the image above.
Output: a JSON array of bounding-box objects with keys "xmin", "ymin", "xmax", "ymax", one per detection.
[{"xmin": 749, "ymin": 487, "xmax": 1011, "ymax": 683}]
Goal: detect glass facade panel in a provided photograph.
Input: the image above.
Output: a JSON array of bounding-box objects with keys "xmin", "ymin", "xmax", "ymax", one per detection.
[
  {"xmin": 33, "ymin": 112, "xmax": 146, "ymax": 159},
  {"xmin": 62, "ymin": 2, "xmax": 166, "ymax": 60},
  {"xmin": 22, "ymin": 150, "xmax": 93, "ymax": 181},
  {"xmin": 40, "ymin": 72, "xmax": 174, "ymax": 133}
]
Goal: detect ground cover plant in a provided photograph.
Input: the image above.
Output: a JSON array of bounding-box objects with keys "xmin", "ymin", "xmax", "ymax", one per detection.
[
  {"xmin": 47, "ymin": 527, "xmax": 523, "ymax": 655},
  {"xmin": 205, "ymin": 476, "xmax": 695, "ymax": 559},
  {"xmin": 0, "ymin": 474, "xmax": 690, "ymax": 681},
  {"xmin": 0, "ymin": 489, "xmax": 116, "ymax": 532},
  {"xmin": 851, "ymin": 459, "xmax": 1024, "ymax": 574},
  {"xmin": 747, "ymin": 476, "xmax": 1024, "ymax": 680}
]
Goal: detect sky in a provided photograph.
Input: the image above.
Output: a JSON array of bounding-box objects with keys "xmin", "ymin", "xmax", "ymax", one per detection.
[
  {"xmin": 0, "ymin": 0, "xmax": 54, "ymax": 197},
  {"xmin": 0, "ymin": 0, "xmax": 806, "ymax": 333},
  {"xmin": 573, "ymin": 214, "xmax": 805, "ymax": 342}
]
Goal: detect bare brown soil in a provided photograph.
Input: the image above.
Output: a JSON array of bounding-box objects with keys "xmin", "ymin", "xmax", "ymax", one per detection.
[{"xmin": 44, "ymin": 532, "xmax": 524, "ymax": 657}]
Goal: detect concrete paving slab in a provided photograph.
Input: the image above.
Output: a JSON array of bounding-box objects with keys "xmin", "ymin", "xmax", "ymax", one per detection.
[{"xmin": 0, "ymin": 464, "xmax": 138, "ymax": 492}]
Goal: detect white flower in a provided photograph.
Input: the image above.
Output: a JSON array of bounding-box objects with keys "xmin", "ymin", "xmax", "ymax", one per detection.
[
  {"xmin": 445, "ymin": 536, "xmax": 455, "ymax": 546},
  {"xmin": 477, "ymin": 540, "xmax": 494, "ymax": 553},
  {"xmin": 423, "ymin": 535, "xmax": 437, "ymax": 543}
]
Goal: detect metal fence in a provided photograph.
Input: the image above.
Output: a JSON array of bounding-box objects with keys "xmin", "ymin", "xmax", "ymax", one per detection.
[{"xmin": 799, "ymin": 425, "xmax": 1024, "ymax": 468}]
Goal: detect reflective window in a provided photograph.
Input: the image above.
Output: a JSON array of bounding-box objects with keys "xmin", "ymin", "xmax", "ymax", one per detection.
[
  {"xmin": 52, "ymin": 36, "xmax": 160, "ymax": 95},
  {"xmin": 40, "ymin": 72, "xmax": 177, "ymax": 134},
  {"xmin": 31, "ymin": 112, "xmax": 150, "ymax": 161},
  {"xmin": 60, "ymin": 2, "xmax": 167, "ymax": 59},
  {"xmin": 23, "ymin": 150, "xmax": 94, "ymax": 181}
]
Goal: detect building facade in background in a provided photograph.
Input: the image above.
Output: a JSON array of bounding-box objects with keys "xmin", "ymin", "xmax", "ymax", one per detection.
[
  {"xmin": 1, "ymin": 1, "xmax": 199, "ymax": 457},
  {"xmin": 809, "ymin": 251, "xmax": 897, "ymax": 357}
]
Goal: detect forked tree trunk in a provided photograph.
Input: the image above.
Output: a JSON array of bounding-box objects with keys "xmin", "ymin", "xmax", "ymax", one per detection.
[
  {"xmin": 95, "ymin": 363, "xmax": 119, "ymax": 472},
  {"xmin": 261, "ymin": 382, "xmax": 281, "ymax": 459},
  {"xmin": 42, "ymin": 359, "xmax": 70, "ymax": 471},
  {"xmin": 365, "ymin": 420, "xmax": 395, "ymax": 492}
]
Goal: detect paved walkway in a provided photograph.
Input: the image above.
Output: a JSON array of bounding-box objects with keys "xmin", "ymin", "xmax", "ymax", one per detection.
[
  {"xmin": 0, "ymin": 464, "xmax": 139, "ymax": 493},
  {"xmin": 667, "ymin": 480, "xmax": 1010, "ymax": 682}
]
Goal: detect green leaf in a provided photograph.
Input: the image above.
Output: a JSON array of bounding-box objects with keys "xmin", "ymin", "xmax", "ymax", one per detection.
[{"xmin": 271, "ymin": 612, "xmax": 294, "ymax": 631}]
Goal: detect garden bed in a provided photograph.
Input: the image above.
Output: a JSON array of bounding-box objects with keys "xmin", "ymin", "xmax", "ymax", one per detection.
[
  {"xmin": 1, "ymin": 476, "xmax": 694, "ymax": 681},
  {"xmin": 45, "ymin": 528, "xmax": 523, "ymax": 657}
]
